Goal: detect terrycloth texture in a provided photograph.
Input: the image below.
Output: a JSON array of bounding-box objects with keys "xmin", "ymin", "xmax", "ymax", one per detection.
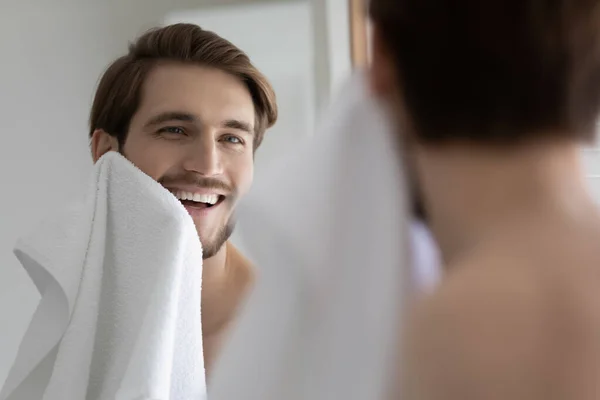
[
  {"xmin": 209, "ymin": 72, "xmax": 412, "ymax": 400},
  {"xmin": 0, "ymin": 152, "xmax": 206, "ymax": 400}
]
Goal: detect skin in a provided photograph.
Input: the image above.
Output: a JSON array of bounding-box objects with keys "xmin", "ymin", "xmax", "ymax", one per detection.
[
  {"xmin": 370, "ymin": 27, "xmax": 600, "ymax": 400},
  {"xmin": 91, "ymin": 63, "xmax": 256, "ymax": 375}
]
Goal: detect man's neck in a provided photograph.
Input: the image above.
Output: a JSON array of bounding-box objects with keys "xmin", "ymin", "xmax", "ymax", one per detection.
[
  {"xmin": 203, "ymin": 243, "xmax": 228, "ymax": 276},
  {"xmin": 201, "ymin": 243, "xmax": 230, "ymax": 336},
  {"xmin": 416, "ymin": 140, "xmax": 595, "ymax": 265},
  {"xmin": 200, "ymin": 242, "xmax": 254, "ymax": 337}
]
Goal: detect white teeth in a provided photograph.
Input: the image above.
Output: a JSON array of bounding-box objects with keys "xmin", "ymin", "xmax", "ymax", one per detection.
[
  {"xmin": 174, "ymin": 191, "xmax": 219, "ymax": 205},
  {"xmin": 192, "ymin": 193, "xmax": 219, "ymax": 205}
]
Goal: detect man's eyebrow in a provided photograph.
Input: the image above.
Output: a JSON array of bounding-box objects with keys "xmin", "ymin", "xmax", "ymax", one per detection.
[
  {"xmin": 222, "ymin": 119, "xmax": 253, "ymax": 134},
  {"xmin": 145, "ymin": 111, "xmax": 196, "ymax": 128}
]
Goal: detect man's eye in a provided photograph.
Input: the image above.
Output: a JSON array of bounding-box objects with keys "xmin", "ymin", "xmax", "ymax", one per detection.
[
  {"xmin": 223, "ymin": 135, "xmax": 243, "ymax": 144},
  {"xmin": 160, "ymin": 126, "xmax": 185, "ymax": 135}
]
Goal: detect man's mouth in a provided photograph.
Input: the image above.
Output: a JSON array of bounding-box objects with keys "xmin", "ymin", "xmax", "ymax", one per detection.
[{"xmin": 173, "ymin": 190, "xmax": 226, "ymax": 210}]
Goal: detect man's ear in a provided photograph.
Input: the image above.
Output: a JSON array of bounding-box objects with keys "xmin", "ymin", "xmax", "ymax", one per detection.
[
  {"xmin": 368, "ymin": 25, "xmax": 397, "ymax": 99},
  {"xmin": 90, "ymin": 129, "xmax": 119, "ymax": 163}
]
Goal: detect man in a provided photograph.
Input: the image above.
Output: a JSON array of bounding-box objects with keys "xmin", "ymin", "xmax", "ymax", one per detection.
[
  {"xmin": 368, "ymin": 0, "xmax": 600, "ymax": 398},
  {"xmin": 89, "ymin": 23, "xmax": 277, "ymax": 374}
]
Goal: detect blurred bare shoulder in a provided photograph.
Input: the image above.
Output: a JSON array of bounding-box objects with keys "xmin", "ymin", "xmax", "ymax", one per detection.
[{"xmin": 402, "ymin": 247, "xmax": 600, "ymax": 400}]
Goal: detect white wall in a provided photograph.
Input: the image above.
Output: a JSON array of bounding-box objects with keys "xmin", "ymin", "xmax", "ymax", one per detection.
[{"xmin": 310, "ymin": 0, "xmax": 353, "ymax": 118}]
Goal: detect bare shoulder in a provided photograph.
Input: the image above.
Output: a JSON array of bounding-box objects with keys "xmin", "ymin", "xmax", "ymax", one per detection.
[
  {"xmin": 226, "ymin": 242, "xmax": 256, "ymax": 289},
  {"xmin": 403, "ymin": 251, "xmax": 600, "ymax": 400}
]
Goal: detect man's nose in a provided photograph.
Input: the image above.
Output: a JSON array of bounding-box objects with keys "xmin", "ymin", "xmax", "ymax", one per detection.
[{"xmin": 182, "ymin": 137, "xmax": 224, "ymax": 176}]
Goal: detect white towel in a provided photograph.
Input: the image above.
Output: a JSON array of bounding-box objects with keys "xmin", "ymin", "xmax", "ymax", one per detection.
[
  {"xmin": 209, "ymin": 72, "xmax": 413, "ymax": 400},
  {"xmin": 0, "ymin": 152, "xmax": 206, "ymax": 400}
]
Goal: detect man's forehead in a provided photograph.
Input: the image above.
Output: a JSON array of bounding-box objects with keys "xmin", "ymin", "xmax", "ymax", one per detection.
[{"xmin": 136, "ymin": 63, "xmax": 256, "ymax": 129}]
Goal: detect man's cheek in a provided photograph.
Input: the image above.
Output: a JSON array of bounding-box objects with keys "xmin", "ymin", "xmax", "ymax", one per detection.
[{"xmin": 132, "ymin": 155, "xmax": 172, "ymax": 182}]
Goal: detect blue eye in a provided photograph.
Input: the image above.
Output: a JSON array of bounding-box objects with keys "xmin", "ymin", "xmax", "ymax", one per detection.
[
  {"xmin": 223, "ymin": 135, "xmax": 243, "ymax": 144},
  {"xmin": 160, "ymin": 126, "xmax": 185, "ymax": 135}
]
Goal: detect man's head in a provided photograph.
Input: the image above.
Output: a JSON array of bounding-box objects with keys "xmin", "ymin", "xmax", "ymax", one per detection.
[
  {"xmin": 368, "ymin": 0, "xmax": 600, "ymax": 219},
  {"xmin": 89, "ymin": 23, "xmax": 277, "ymax": 259},
  {"xmin": 369, "ymin": 0, "xmax": 600, "ymax": 145}
]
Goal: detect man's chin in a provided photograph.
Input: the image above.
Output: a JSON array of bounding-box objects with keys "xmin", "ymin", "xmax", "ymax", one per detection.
[{"xmin": 197, "ymin": 222, "xmax": 235, "ymax": 260}]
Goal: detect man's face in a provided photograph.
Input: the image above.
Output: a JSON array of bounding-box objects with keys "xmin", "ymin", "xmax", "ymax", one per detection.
[{"xmin": 122, "ymin": 63, "xmax": 255, "ymax": 258}]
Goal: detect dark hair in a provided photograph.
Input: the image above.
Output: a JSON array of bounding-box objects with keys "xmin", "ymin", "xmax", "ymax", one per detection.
[
  {"xmin": 370, "ymin": 0, "xmax": 600, "ymax": 145},
  {"xmin": 89, "ymin": 23, "xmax": 277, "ymax": 149}
]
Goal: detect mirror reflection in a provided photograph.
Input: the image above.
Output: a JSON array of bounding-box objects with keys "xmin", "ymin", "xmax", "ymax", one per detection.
[{"xmin": 0, "ymin": 1, "xmax": 357, "ymax": 395}]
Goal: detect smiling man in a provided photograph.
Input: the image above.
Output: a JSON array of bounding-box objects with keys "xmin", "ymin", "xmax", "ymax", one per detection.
[{"xmin": 89, "ymin": 23, "xmax": 277, "ymax": 375}]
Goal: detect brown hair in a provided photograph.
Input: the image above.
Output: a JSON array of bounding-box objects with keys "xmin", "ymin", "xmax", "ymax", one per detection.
[
  {"xmin": 370, "ymin": 0, "xmax": 600, "ymax": 145},
  {"xmin": 89, "ymin": 23, "xmax": 277, "ymax": 149}
]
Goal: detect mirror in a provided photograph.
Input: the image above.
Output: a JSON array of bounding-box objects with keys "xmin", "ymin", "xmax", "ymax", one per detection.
[{"xmin": 0, "ymin": 0, "xmax": 356, "ymax": 389}]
